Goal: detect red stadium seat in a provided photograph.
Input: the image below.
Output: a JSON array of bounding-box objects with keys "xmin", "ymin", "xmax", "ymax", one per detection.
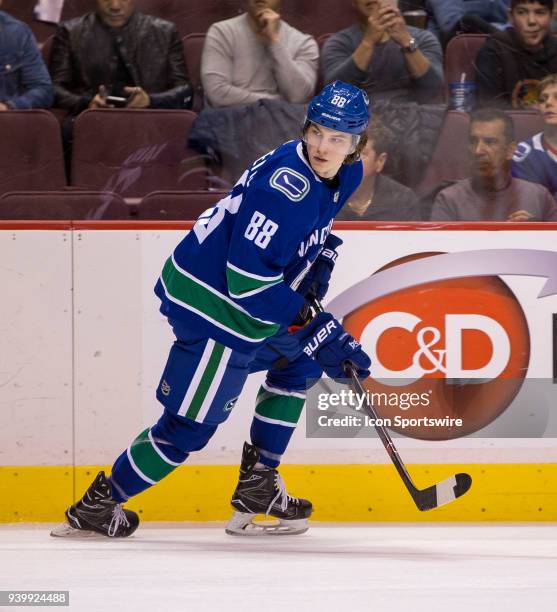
[
  {"xmin": 71, "ymin": 109, "xmax": 208, "ymax": 197},
  {"xmin": 0, "ymin": 110, "xmax": 67, "ymax": 196},
  {"xmin": 40, "ymin": 34, "xmax": 54, "ymax": 68},
  {"xmin": 182, "ymin": 33, "xmax": 206, "ymax": 112},
  {"xmin": 444, "ymin": 34, "xmax": 487, "ymax": 93},
  {"xmin": 0, "ymin": 190, "xmax": 130, "ymax": 220},
  {"xmin": 59, "ymin": 0, "xmax": 95, "ymax": 21},
  {"xmin": 2, "ymin": 0, "xmax": 36, "ymax": 23},
  {"xmin": 142, "ymin": 0, "xmax": 242, "ymax": 36},
  {"xmin": 138, "ymin": 190, "xmax": 229, "ymax": 220},
  {"xmin": 279, "ymin": 0, "xmax": 357, "ymax": 39},
  {"xmin": 415, "ymin": 111, "xmax": 471, "ymax": 197},
  {"xmin": 2, "ymin": 0, "xmax": 57, "ymax": 42},
  {"xmin": 507, "ymin": 110, "xmax": 545, "ymax": 143}
]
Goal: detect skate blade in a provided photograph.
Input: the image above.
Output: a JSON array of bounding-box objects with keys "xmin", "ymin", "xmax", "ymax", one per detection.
[
  {"xmin": 225, "ymin": 511, "xmax": 309, "ymax": 536},
  {"xmin": 50, "ymin": 522, "xmax": 104, "ymax": 539}
]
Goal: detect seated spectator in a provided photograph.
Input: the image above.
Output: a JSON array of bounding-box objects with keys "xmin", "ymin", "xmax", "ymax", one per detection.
[
  {"xmin": 322, "ymin": 0, "xmax": 443, "ymax": 104},
  {"xmin": 336, "ymin": 120, "xmax": 422, "ymax": 220},
  {"xmin": 50, "ymin": 0, "xmax": 192, "ymax": 114},
  {"xmin": 431, "ymin": 108, "xmax": 557, "ymax": 220},
  {"xmin": 476, "ymin": 0, "xmax": 557, "ymax": 108},
  {"xmin": 426, "ymin": 0, "xmax": 510, "ymax": 47},
  {"xmin": 0, "ymin": 0, "xmax": 54, "ymax": 110},
  {"xmin": 201, "ymin": 0, "xmax": 318, "ymax": 108},
  {"xmin": 512, "ymin": 75, "xmax": 557, "ymax": 197}
]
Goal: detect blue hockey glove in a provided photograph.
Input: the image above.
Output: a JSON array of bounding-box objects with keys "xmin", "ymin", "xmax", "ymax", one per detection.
[
  {"xmin": 297, "ymin": 234, "xmax": 343, "ymax": 301},
  {"xmin": 295, "ymin": 312, "xmax": 371, "ymax": 379}
]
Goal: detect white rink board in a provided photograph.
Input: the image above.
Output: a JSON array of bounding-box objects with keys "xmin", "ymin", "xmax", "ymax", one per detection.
[
  {"xmin": 72, "ymin": 230, "xmax": 144, "ymax": 464},
  {"xmin": 2, "ymin": 228, "xmax": 557, "ymax": 466},
  {"xmin": 0, "ymin": 231, "xmax": 73, "ymax": 465}
]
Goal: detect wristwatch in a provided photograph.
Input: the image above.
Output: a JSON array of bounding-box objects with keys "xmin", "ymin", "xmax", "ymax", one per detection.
[{"xmin": 401, "ymin": 37, "xmax": 419, "ymax": 54}]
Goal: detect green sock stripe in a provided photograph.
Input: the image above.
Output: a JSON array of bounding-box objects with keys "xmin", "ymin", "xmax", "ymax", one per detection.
[
  {"xmin": 185, "ymin": 342, "xmax": 226, "ymax": 420},
  {"xmin": 255, "ymin": 391, "xmax": 305, "ymax": 425},
  {"xmin": 129, "ymin": 428, "xmax": 177, "ymax": 482}
]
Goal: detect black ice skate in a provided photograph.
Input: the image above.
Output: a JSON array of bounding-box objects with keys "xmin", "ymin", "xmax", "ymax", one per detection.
[
  {"xmin": 226, "ymin": 442, "xmax": 312, "ymax": 536},
  {"xmin": 50, "ymin": 471, "xmax": 139, "ymax": 538}
]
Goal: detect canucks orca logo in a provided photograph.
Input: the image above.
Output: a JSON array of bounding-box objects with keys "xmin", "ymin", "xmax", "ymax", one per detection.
[
  {"xmin": 269, "ymin": 168, "xmax": 310, "ymax": 202},
  {"xmin": 160, "ymin": 380, "xmax": 171, "ymax": 397},
  {"xmin": 224, "ymin": 396, "xmax": 239, "ymax": 412},
  {"xmin": 512, "ymin": 142, "xmax": 531, "ymax": 163}
]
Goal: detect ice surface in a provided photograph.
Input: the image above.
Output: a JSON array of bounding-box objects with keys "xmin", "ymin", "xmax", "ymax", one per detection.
[{"xmin": 1, "ymin": 524, "xmax": 556, "ymax": 612}]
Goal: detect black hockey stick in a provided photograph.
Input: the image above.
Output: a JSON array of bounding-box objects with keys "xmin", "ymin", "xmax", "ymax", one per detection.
[
  {"xmin": 311, "ymin": 299, "xmax": 472, "ymax": 511},
  {"xmin": 345, "ymin": 365, "xmax": 472, "ymax": 511}
]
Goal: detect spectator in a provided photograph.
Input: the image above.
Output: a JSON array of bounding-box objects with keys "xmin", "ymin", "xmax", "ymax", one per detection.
[
  {"xmin": 0, "ymin": 0, "xmax": 54, "ymax": 110},
  {"xmin": 512, "ymin": 74, "xmax": 557, "ymax": 198},
  {"xmin": 201, "ymin": 0, "xmax": 318, "ymax": 108},
  {"xmin": 476, "ymin": 0, "xmax": 557, "ymax": 108},
  {"xmin": 431, "ymin": 108, "xmax": 557, "ymax": 220},
  {"xmin": 337, "ymin": 120, "xmax": 422, "ymax": 220},
  {"xmin": 426, "ymin": 1, "xmax": 510, "ymax": 47},
  {"xmin": 322, "ymin": 0, "xmax": 443, "ymax": 104},
  {"xmin": 50, "ymin": 0, "xmax": 192, "ymax": 115}
]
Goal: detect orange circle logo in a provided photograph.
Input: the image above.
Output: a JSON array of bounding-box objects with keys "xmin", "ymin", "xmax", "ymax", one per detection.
[{"xmin": 342, "ymin": 253, "xmax": 530, "ymax": 439}]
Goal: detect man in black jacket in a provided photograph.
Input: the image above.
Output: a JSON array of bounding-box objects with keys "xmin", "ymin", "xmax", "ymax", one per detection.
[
  {"xmin": 50, "ymin": 0, "xmax": 192, "ymax": 114},
  {"xmin": 476, "ymin": 0, "xmax": 557, "ymax": 108}
]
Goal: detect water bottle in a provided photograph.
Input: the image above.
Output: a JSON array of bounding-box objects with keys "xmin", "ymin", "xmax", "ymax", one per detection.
[{"xmin": 449, "ymin": 74, "xmax": 477, "ymax": 112}]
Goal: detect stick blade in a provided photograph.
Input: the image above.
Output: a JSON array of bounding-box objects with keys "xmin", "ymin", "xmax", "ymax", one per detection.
[{"xmin": 414, "ymin": 473, "xmax": 472, "ymax": 512}]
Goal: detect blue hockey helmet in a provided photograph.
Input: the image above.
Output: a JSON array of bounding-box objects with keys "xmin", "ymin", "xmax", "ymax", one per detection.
[{"xmin": 306, "ymin": 81, "xmax": 370, "ymax": 135}]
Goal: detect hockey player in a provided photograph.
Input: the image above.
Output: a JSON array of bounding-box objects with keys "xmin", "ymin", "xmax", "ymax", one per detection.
[{"xmin": 51, "ymin": 81, "xmax": 372, "ymax": 538}]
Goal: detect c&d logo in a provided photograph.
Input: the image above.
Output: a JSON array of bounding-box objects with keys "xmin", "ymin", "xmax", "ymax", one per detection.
[{"xmin": 326, "ymin": 251, "xmax": 548, "ymax": 439}]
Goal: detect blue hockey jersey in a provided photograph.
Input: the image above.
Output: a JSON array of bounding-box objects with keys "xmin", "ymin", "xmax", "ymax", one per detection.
[
  {"xmin": 512, "ymin": 132, "xmax": 557, "ymax": 200},
  {"xmin": 155, "ymin": 140, "xmax": 363, "ymax": 353}
]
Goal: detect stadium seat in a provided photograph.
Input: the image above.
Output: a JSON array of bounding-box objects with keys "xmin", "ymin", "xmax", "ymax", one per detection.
[
  {"xmin": 143, "ymin": 0, "xmax": 242, "ymax": 36},
  {"xmin": 415, "ymin": 111, "xmax": 471, "ymax": 197},
  {"xmin": 71, "ymin": 109, "xmax": 208, "ymax": 197},
  {"xmin": 444, "ymin": 34, "xmax": 487, "ymax": 93},
  {"xmin": 138, "ymin": 190, "xmax": 229, "ymax": 220},
  {"xmin": 0, "ymin": 190, "xmax": 130, "ymax": 220},
  {"xmin": 59, "ymin": 0, "xmax": 96, "ymax": 21},
  {"xmin": 2, "ymin": 0, "xmax": 36, "ymax": 23},
  {"xmin": 40, "ymin": 34, "xmax": 54, "ymax": 67},
  {"xmin": 280, "ymin": 0, "xmax": 357, "ymax": 39},
  {"xmin": 0, "ymin": 110, "xmax": 67, "ymax": 196},
  {"xmin": 182, "ymin": 33, "xmax": 206, "ymax": 112},
  {"xmin": 507, "ymin": 110, "xmax": 544, "ymax": 143},
  {"xmin": 2, "ymin": 0, "xmax": 56, "ymax": 42}
]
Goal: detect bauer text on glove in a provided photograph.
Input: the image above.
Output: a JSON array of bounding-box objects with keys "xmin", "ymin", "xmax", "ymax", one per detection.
[{"xmin": 296, "ymin": 312, "xmax": 371, "ymax": 379}]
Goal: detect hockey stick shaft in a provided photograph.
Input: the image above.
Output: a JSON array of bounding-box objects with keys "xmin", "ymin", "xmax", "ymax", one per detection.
[
  {"xmin": 346, "ymin": 367, "xmax": 422, "ymax": 498},
  {"xmin": 311, "ymin": 298, "xmax": 471, "ymax": 511},
  {"xmin": 309, "ymin": 299, "xmax": 420, "ymax": 490}
]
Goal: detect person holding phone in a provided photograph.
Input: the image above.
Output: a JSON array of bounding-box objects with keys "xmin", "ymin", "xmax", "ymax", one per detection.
[
  {"xmin": 50, "ymin": 0, "xmax": 193, "ymax": 115},
  {"xmin": 322, "ymin": 0, "xmax": 443, "ymax": 104}
]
